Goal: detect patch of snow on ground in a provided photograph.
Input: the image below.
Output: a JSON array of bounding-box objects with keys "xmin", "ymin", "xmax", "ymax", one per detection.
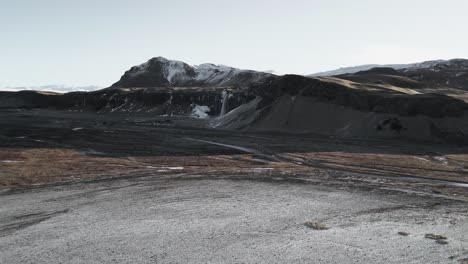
[
  {"xmin": 432, "ymin": 156, "xmax": 449, "ymax": 165},
  {"xmin": 157, "ymin": 167, "xmax": 184, "ymax": 172},
  {"xmin": 165, "ymin": 167, "xmax": 184, "ymax": 170},
  {"xmin": 414, "ymin": 157, "xmax": 430, "ymax": 162},
  {"xmin": 192, "ymin": 105, "xmax": 211, "ymax": 119},
  {"xmin": 251, "ymin": 168, "xmax": 274, "ymax": 171}
]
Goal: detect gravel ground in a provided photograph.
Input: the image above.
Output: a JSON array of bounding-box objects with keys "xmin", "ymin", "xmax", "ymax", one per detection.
[
  {"xmin": 1, "ymin": 109, "xmax": 468, "ymax": 263},
  {"xmin": 1, "ymin": 175, "xmax": 467, "ymax": 264}
]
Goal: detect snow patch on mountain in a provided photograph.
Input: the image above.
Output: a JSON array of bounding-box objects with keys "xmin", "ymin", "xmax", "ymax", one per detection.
[
  {"xmin": 165, "ymin": 60, "xmax": 188, "ymax": 83},
  {"xmin": 194, "ymin": 63, "xmax": 236, "ymax": 84},
  {"xmin": 192, "ymin": 104, "xmax": 211, "ymax": 119}
]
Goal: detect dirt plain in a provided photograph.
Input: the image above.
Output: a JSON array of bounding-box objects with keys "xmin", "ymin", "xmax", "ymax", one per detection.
[{"xmin": 1, "ymin": 109, "xmax": 467, "ymax": 263}]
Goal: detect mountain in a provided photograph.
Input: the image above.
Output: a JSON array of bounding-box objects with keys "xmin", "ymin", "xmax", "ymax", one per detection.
[
  {"xmin": 1, "ymin": 56, "xmax": 468, "ymax": 143},
  {"xmin": 308, "ymin": 59, "xmax": 467, "ymax": 77},
  {"xmin": 112, "ymin": 57, "xmax": 275, "ymax": 88},
  {"xmin": 329, "ymin": 59, "xmax": 468, "ymax": 97},
  {"xmin": 309, "ymin": 64, "xmax": 410, "ymax": 77}
]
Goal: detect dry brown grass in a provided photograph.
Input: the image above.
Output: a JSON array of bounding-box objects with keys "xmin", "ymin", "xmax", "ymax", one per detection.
[
  {"xmin": 0, "ymin": 148, "xmax": 138, "ymax": 186},
  {"xmin": 1, "ymin": 145, "xmax": 468, "ymax": 203},
  {"xmin": 286, "ymin": 151, "xmax": 468, "ymax": 183},
  {"xmin": 0, "ymin": 148, "xmax": 297, "ymax": 187},
  {"xmin": 304, "ymin": 221, "xmax": 329, "ymax": 230}
]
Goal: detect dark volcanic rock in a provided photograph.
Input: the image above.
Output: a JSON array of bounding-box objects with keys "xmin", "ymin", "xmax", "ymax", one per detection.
[{"xmin": 0, "ymin": 88, "xmax": 254, "ymax": 117}]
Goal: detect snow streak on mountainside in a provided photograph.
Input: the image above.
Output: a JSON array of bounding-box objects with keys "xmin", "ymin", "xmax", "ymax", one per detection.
[
  {"xmin": 309, "ymin": 59, "xmax": 468, "ymax": 77},
  {"xmin": 112, "ymin": 57, "xmax": 275, "ymax": 88}
]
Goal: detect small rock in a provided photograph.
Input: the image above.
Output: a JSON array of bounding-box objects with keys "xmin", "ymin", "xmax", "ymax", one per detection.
[
  {"xmin": 304, "ymin": 222, "xmax": 329, "ymax": 230},
  {"xmin": 398, "ymin": 231, "xmax": 409, "ymax": 236},
  {"xmin": 436, "ymin": 240, "xmax": 448, "ymax": 245},
  {"xmin": 425, "ymin": 233, "xmax": 447, "ymax": 240},
  {"xmin": 458, "ymin": 258, "xmax": 468, "ymax": 264}
]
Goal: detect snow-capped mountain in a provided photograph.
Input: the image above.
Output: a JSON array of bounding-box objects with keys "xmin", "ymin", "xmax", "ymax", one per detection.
[
  {"xmin": 112, "ymin": 57, "xmax": 275, "ymax": 88},
  {"xmin": 309, "ymin": 59, "xmax": 468, "ymax": 77}
]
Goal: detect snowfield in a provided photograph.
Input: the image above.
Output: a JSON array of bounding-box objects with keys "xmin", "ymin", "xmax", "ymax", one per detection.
[{"xmin": 191, "ymin": 104, "xmax": 210, "ymax": 119}]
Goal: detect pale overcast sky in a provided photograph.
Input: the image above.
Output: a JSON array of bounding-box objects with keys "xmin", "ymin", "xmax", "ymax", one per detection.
[{"xmin": 1, "ymin": 0, "xmax": 467, "ymax": 89}]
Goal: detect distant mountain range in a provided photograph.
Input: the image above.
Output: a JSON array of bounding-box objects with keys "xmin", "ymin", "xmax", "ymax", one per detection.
[
  {"xmin": 308, "ymin": 59, "xmax": 468, "ymax": 76},
  {"xmin": 2, "ymin": 85, "xmax": 102, "ymax": 93}
]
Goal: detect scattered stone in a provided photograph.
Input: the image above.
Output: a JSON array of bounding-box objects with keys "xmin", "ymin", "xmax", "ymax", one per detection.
[
  {"xmin": 425, "ymin": 233, "xmax": 449, "ymax": 245},
  {"xmin": 304, "ymin": 222, "xmax": 329, "ymax": 230},
  {"xmin": 398, "ymin": 231, "xmax": 410, "ymax": 236},
  {"xmin": 425, "ymin": 234, "xmax": 447, "ymax": 240},
  {"xmin": 436, "ymin": 240, "xmax": 448, "ymax": 245}
]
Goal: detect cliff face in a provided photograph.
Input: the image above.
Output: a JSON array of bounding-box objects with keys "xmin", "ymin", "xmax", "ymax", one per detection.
[{"xmin": 0, "ymin": 88, "xmax": 255, "ymax": 118}]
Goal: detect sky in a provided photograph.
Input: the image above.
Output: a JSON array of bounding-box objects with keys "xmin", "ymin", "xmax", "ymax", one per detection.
[{"xmin": 1, "ymin": 0, "xmax": 467, "ymax": 90}]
